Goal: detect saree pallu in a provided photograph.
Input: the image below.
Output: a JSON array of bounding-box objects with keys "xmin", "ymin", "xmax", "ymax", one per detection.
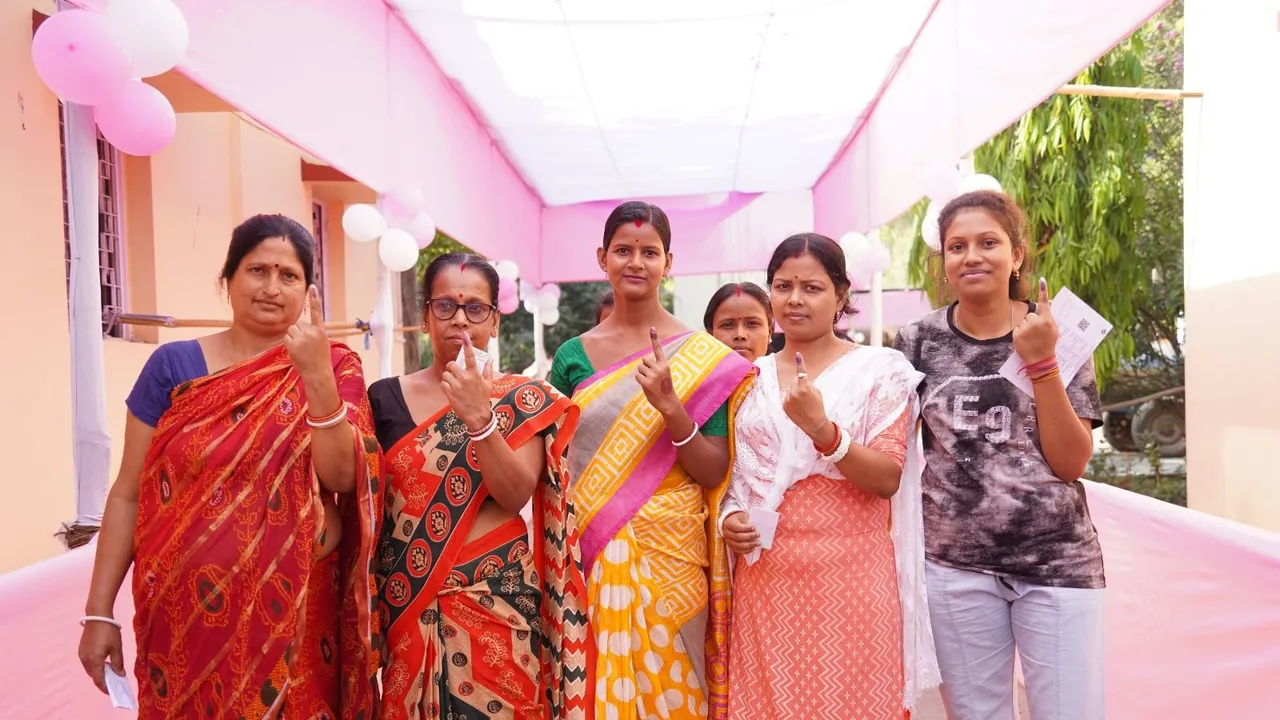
[
  {"xmin": 131, "ymin": 343, "xmax": 382, "ymax": 720},
  {"xmin": 377, "ymin": 376, "xmax": 590, "ymax": 720},
  {"xmin": 568, "ymin": 331, "xmax": 755, "ymax": 719}
]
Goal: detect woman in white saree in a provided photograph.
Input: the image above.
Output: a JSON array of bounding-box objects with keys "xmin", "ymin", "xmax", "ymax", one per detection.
[{"xmin": 720, "ymin": 233, "xmax": 939, "ymax": 719}]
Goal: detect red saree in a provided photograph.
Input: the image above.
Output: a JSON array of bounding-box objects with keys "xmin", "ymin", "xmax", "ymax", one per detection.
[
  {"xmin": 131, "ymin": 343, "xmax": 382, "ymax": 719},
  {"xmin": 376, "ymin": 375, "xmax": 591, "ymax": 720}
]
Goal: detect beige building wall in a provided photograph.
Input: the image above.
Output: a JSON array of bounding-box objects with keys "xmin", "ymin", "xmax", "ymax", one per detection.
[
  {"xmin": 0, "ymin": 2, "xmax": 401, "ymax": 573},
  {"xmin": 1183, "ymin": 0, "xmax": 1280, "ymax": 531}
]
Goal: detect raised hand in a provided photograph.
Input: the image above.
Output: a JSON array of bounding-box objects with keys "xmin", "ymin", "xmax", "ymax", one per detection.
[
  {"xmin": 782, "ymin": 352, "xmax": 828, "ymax": 437},
  {"xmin": 283, "ymin": 285, "xmax": 331, "ymax": 380},
  {"xmin": 636, "ymin": 327, "xmax": 681, "ymax": 417},
  {"xmin": 441, "ymin": 333, "xmax": 495, "ymax": 431},
  {"xmin": 1013, "ymin": 277, "xmax": 1059, "ymax": 365}
]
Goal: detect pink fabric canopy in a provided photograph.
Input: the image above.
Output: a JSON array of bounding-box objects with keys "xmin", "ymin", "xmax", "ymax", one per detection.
[{"xmin": 68, "ymin": 0, "xmax": 1170, "ymax": 283}]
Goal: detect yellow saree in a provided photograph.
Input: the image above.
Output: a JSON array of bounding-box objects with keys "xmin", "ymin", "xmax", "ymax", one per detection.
[{"xmin": 554, "ymin": 331, "xmax": 755, "ymax": 719}]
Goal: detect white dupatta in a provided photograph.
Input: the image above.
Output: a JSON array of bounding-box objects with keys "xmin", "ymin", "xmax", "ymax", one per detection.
[{"xmin": 721, "ymin": 346, "xmax": 941, "ymax": 711}]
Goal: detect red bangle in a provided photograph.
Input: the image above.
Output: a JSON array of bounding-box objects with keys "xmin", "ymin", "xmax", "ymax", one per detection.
[
  {"xmin": 813, "ymin": 422, "xmax": 839, "ymax": 455},
  {"xmin": 1024, "ymin": 356, "xmax": 1057, "ymax": 378},
  {"xmin": 306, "ymin": 404, "xmax": 345, "ymax": 426}
]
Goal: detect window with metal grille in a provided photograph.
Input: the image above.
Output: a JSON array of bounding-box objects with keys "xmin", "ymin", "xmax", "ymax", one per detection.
[
  {"xmin": 311, "ymin": 201, "xmax": 329, "ymax": 319},
  {"xmin": 59, "ymin": 104, "xmax": 126, "ymax": 338}
]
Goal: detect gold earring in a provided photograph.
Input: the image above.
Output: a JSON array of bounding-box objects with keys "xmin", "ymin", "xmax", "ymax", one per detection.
[{"xmin": 1014, "ymin": 269, "xmax": 1021, "ymax": 279}]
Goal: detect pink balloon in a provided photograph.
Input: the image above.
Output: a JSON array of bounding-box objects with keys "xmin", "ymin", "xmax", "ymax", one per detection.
[
  {"xmin": 31, "ymin": 10, "xmax": 131, "ymax": 106},
  {"xmin": 384, "ymin": 185, "xmax": 425, "ymax": 220},
  {"xmin": 498, "ymin": 294, "xmax": 519, "ymax": 315},
  {"xmin": 94, "ymin": 80, "xmax": 177, "ymax": 157},
  {"xmin": 498, "ymin": 279, "xmax": 518, "ymax": 301}
]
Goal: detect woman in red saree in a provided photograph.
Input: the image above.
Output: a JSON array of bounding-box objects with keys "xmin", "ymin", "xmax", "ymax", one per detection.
[
  {"xmin": 370, "ymin": 254, "xmax": 589, "ymax": 720},
  {"xmin": 77, "ymin": 214, "xmax": 382, "ymax": 719}
]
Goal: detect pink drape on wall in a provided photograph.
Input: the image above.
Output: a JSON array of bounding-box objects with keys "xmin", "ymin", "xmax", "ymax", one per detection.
[{"xmin": 4, "ymin": 483, "xmax": 1276, "ymax": 717}]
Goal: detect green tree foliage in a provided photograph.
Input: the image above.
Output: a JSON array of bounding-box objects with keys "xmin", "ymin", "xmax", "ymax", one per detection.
[
  {"xmin": 1120, "ymin": 0, "xmax": 1185, "ymax": 399},
  {"xmin": 907, "ymin": 3, "xmax": 1185, "ymax": 387}
]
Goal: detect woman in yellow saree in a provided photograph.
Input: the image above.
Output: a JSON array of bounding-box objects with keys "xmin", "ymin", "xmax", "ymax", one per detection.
[{"xmin": 549, "ymin": 202, "xmax": 756, "ymax": 719}]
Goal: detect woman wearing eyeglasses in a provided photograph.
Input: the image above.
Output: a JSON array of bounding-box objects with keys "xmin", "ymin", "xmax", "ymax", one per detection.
[{"xmin": 368, "ymin": 253, "xmax": 590, "ymax": 720}]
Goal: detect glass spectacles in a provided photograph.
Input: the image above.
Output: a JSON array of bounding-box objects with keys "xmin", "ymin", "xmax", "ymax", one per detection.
[{"xmin": 426, "ymin": 298, "xmax": 496, "ymax": 324}]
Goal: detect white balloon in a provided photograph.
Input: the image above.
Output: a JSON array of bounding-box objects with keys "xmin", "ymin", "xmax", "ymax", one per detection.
[
  {"xmin": 925, "ymin": 163, "xmax": 961, "ymax": 203},
  {"xmin": 536, "ymin": 289, "xmax": 559, "ymax": 314},
  {"xmin": 342, "ymin": 204, "xmax": 387, "ymax": 244},
  {"xmin": 541, "ymin": 308, "xmax": 560, "ymax": 326},
  {"xmin": 958, "ymin": 173, "xmax": 1004, "ymax": 194},
  {"xmin": 102, "ymin": 0, "xmax": 190, "ymax": 78},
  {"xmin": 861, "ymin": 242, "xmax": 892, "ymax": 274},
  {"xmin": 522, "ymin": 297, "xmax": 538, "ymax": 315},
  {"xmin": 840, "ymin": 232, "xmax": 869, "ymax": 260},
  {"xmin": 378, "ymin": 229, "xmax": 419, "ymax": 272},
  {"xmin": 496, "ymin": 260, "xmax": 520, "ymax": 281},
  {"xmin": 408, "ymin": 212, "xmax": 437, "ymax": 249},
  {"xmin": 921, "ymin": 202, "xmax": 942, "ymax": 252},
  {"xmin": 542, "ymin": 283, "xmax": 561, "ymax": 299},
  {"xmin": 518, "ymin": 279, "xmax": 537, "ymax": 299}
]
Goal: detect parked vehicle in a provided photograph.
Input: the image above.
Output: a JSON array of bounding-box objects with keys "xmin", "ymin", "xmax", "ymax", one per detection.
[{"xmin": 1101, "ymin": 355, "xmax": 1185, "ymax": 458}]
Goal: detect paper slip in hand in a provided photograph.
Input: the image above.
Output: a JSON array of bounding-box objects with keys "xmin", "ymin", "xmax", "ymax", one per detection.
[
  {"xmin": 743, "ymin": 508, "xmax": 781, "ymax": 566},
  {"xmin": 999, "ymin": 287, "xmax": 1112, "ymax": 397},
  {"xmin": 104, "ymin": 664, "xmax": 138, "ymax": 710},
  {"xmin": 455, "ymin": 345, "xmax": 491, "ymax": 372}
]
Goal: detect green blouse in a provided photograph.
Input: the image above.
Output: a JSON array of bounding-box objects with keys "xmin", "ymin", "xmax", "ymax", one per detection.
[{"xmin": 549, "ymin": 337, "xmax": 729, "ymax": 436}]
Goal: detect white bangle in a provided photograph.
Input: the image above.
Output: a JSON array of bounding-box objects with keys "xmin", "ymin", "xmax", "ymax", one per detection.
[
  {"xmin": 80, "ymin": 615, "xmax": 123, "ymax": 630},
  {"xmin": 822, "ymin": 426, "xmax": 852, "ymax": 464},
  {"xmin": 467, "ymin": 412, "xmax": 499, "ymax": 442},
  {"xmin": 672, "ymin": 422, "xmax": 699, "ymax": 447},
  {"xmin": 305, "ymin": 404, "xmax": 348, "ymax": 429}
]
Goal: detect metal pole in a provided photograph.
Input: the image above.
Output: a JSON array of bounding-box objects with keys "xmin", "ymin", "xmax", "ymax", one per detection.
[
  {"xmin": 371, "ymin": 264, "xmax": 395, "ymax": 380},
  {"xmin": 869, "ymin": 229, "xmax": 884, "ymax": 347}
]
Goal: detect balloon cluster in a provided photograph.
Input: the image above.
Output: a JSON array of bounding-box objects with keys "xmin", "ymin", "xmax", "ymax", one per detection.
[
  {"xmin": 839, "ymin": 232, "xmax": 892, "ymax": 289},
  {"xmin": 494, "ymin": 261, "xmax": 521, "ymax": 315},
  {"xmin": 341, "ymin": 186, "xmax": 436, "ymax": 272},
  {"xmin": 32, "ymin": 0, "xmax": 189, "ymax": 157},
  {"xmin": 920, "ymin": 165, "xmax": 1005, "ymax": 252},
  {"xmin": 517, "ymin": 279, "xmax": 561, "ymax": 327}
]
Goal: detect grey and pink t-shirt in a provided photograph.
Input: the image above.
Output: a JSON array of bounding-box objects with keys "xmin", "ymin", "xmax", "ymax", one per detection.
[{"xmin": 894, "ymin": 303, "xmax": 1105, "ymax": 589}]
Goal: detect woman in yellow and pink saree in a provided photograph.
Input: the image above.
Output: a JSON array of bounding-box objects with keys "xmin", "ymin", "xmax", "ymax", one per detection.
[{"xmin": 549, "ymin": 201, "xmax": 755, "ymax": 719}]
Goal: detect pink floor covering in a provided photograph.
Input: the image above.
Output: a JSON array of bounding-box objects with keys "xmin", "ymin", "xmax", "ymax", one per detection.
[{"xmin": 1, "ymin": 480, "xmax": 1277, "ymax": 718}]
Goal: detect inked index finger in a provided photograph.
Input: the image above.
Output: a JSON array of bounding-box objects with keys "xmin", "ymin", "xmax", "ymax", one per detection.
[
  {"xmin": 795, "ymin": 352, "xmax": 809, "ymax": 379},
  {"xmin": 307, "ymin": 283, "xmax": 322, "ymax": 325},
  {"xmin": 649, "ymin": 327, "xmax": 666, "ymax": 361},
  {"xmin": 462, "ymin": 332, "xmax": 477, "ymax": 370},
  {"xmin": 1038, "ymin": 277, "xmax": 1051, "ymax": 310}
]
